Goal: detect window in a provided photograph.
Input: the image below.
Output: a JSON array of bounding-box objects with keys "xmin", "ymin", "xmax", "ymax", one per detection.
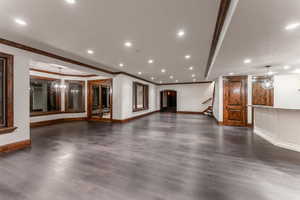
[
  {"xmin": 65, "ymin": 80, "xmax": 85, "ymax": 112},
  {"xmin": 0, "ymin": 52, "xmax": 15, "ymax": 134},
  {"xmin": 30, "ymin": 76, "xmax": 61, "ymax": 116},
  {"xmin": 133, "ymin": 82, "xmax": 149, "ymax": 112}
]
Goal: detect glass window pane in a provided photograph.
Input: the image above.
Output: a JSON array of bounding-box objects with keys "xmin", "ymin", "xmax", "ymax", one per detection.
[
  {"xmin": 30, "ymin": 78, "xmax": 60, "ymax": 113},
  {"xmin": 67, "ymin": 82, "xmax": 83, "ymax": 112},
  {"xmin": 0, "ymin": 59, "xmax": 4, "ymax": 125},
  {"xmin": 136, "ymin": 84, "xmax": 144, "ymax": 109}
]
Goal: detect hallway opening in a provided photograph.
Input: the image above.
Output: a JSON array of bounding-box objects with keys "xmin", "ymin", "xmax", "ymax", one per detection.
[{"xmin": 160, "ymin": 90, "xmax": 177, "ymax": 113}]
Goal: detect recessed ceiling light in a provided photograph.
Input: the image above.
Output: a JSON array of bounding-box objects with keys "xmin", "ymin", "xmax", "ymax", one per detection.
[
  {"xmin": 170, "ymin": 75, "xmax": 174, "ymax": 79},
  {"xmin": 189, "ymin": 66, "xmax": 194, "ymax": 70},
  {"xmin": 283, "ymin": 65, "xmax": 291, "ymax": 70},
  {"xmin": 159, "ymin": 81, "xmax": 162, "ymax": 84},
  {"xmin": 124, "ymin": 41, "xmax": 132, "ymax": 47},
  {"xmin": 177, "ymin": 29, "xmax": 185, "ymax": 37},
  {"xmin": 175, "ymin": 80, "xmax": 178, "ymax": 83},
  {"xmin": 65, "ymin": 0, "xmax": 76, "ymax": 4},
  {"xmin": 192, "ymin": 74, "xmax": 196, "ymax": 77},
  {"xmin": 148, "ymin": 59, "xmax": 154, "ymax": 64},
  {"xmin": 161, "ymin": 69, "xmax": 166, "ymax": 73},
  {"xmin": 267, "ymin": 71, "xmax": 275, "ymax": 76},
  {"xmin": 193, "ymin": 78, "xmax": 196, "ymax": 82},
  {"xmin": 185, "ymin": 55, "xmax": 191, "ymax": 59},
  {"xmin": 293, "ymin": 69, "xmax": 300, "ymax": 73},
  {"xmin": 151, "ymin": 77, "xmax": 155, "ymax": 80},
  {"xmin": 87, "ymin": 50, "xmax": 94, "ymax": 54},
  {"xmin": 15, "ymin": 18, "xmax": 27, "ymax": 26},
  {"xmin": 244, "ymin": 59, "xmax": 252, "ymax": 64},
  {"xmin": 119, "ymin": 63, "xmax": 124, "ymax": 67},
  {"xmin": 285, "ymin": 23, "xmax": 300, "ymax": 30},
  {"xmin": 138, "ymin": 72, "xmax": 142, "ymax": 75},
  {"xmin": 229, "ymin": 72, "xmax": 234, "ymax": 75}
]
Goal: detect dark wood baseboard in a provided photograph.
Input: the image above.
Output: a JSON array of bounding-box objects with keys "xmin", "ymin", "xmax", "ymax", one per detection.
[
  {"xmin": 176, "ymin": 111, "xmax": 204, "ymax": 114},
  {"xmin": 247, "ymin": 123, "xmax": 253, "ymax": 128},
  {"xmin": 113, "ymin": 110, "xmax": 159, "ymax": 123},
  {"xmin": 0, "ymin": 139, "xmax": 31, "ymax": 153},
  {"xmin": 30, "ymin": 117, "xmax": 87, "ymax": 128}
]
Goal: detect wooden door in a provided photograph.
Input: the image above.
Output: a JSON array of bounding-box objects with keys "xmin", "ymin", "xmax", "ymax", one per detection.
[{"xmin": 223, "ymin": 76, "xmax": 247, "ymax": 126}]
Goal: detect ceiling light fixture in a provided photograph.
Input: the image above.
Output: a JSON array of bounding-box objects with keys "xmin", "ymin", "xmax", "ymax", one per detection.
[
  {"xmin": 262, "ymin": 66, "xmax": 274, "ymax": 89},
  {"xmin": 159, "ymin": 81, "xmax": 162, "ymax": 84},
  {"xmin": 65, "ymin": 0, "xmax": 76, "ymax": 4},
  {"xmin": 177, "ymin": 29, "xmax": 185, "ymax": 37},
  {"xmin": 192, "ymin": 74, "xmax": 196, "ymax": 77},
  {"xmin": 189, "ymin": 66, "xmax": 194, "ymax": 70},
  {"xmin": 119, "ymin": 63, "xmax": 124, "ymax": 67},
  {"xmin": 161, "ymin": 69, "xmax": 166, "ymax": 73},
  {"xmin": 244, "ymin": 59, "xmax": 252, "ymax": 64},
  {"xmin": 175, "ymin": 80, "xmax": 178, "ymax": 83},
  {"xmin": 185, "ymin": 55, "xmax": 191, "ymax": 59},
  {"xmin": 87, "ymin": 49, "xmax": 94, "ymax": 54},
  {"xmin": 138, "ymin": 72, "xmax": 142, "ymax": 75},
  {"xmin": 170, "ymin": 75, "xmax": 174, "ymax": 79},
  {"xmin": 148, "ymin": 59, "xmax": 154, "ymax": 64},
  {"xmin": 229, "ymin": 72, "xmax": 234, "ymax": 75},
  {"xmin": 54, "ymin": 67, "xmax": 66, "ymax": 89},
  {"xmin": 15, "ymin": 18, "xmax": 27, "ymax": 26},
  {"xmin": 151, "ymin": 77, "xmax": 155, "ymax": 80},
  {"xmin": 124, "ymin": 41, "xmax": 132, "ymax": 47},
  {"xmin": 285, "ymin": 23, "xmax": 300, "ymax": 30},
  {"xmin": 283, "ymin": 65, "xmax": 291, "ymax": 70}
]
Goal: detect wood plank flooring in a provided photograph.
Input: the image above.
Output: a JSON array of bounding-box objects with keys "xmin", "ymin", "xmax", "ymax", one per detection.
[{"xmin": 1, "ymin": 113, "xmax": 300, "ymax": 200}]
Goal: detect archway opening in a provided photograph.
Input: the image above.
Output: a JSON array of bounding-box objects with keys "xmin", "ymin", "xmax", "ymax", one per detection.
[{"xmin": 160, "ymin": 90, "xmax": 177, "ymax": 113}]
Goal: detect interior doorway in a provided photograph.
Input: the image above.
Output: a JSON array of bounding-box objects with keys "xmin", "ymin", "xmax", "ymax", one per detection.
[
  {"xmin": 223, "ymin": 76, "xmax": 247, "ymax": 126},
  {"xmin": 160, "ymin": 90, "xmax": 177, "ymax": 112},
  {"xmin": 88, "ymin": 79, "xmax": 112, "ymax": 121}
]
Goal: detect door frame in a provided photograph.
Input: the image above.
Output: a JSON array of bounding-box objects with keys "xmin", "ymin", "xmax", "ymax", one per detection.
[
  {"xmin": 223, "ymin": 76, "xmax": 248, "ymax": 126},
  {"xmin": 160, "ymin": 90, "xmax": 177, "ymax": 112},
  {"xmin": 87, "ymin": 79, "xmax": 113, "ymax": 122}
]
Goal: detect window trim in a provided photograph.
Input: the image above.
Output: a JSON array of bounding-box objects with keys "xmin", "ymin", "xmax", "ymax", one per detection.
[
  {"xmin": 65, "ymin": 80, "xmax": 85, "ymax": 113},
  {"xmin": 0, "ymin": 52, "xmax": 16, "ymax": 134},
  {"xmin": 132, "ymin": 82, "xmax": 149, "ymax": 112},
  {"xmin": 30, "ymin": 75, "xmax": 61, "ymax": 117}
]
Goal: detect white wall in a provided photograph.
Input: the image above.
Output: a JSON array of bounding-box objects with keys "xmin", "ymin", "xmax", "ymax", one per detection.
[
  {"xmin": 157, "ymin": 83, "xmax": 214, "ymax": 112},
  {"xmin": 113, "ymin": 74, "xmax": 157, "ymax": 120},
  {"xmin": 213, "ymin": 76, "xmax": 223, "ymax": 122},
  {"xmin": 274, "ymin": 74, "xmax": 300, "ymax": 109},
  {"xmin": 0, "ymin": 45, "xmax": 30, "ymax": 146}
]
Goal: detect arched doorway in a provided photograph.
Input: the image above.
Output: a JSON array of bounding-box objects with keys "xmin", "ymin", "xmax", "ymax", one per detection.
[{"xmin": 160, "ymin": 90, "xmax": 177, "ymax": 112}]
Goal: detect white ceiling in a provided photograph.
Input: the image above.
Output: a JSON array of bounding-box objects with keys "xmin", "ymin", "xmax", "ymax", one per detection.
[
  {"xmin": 211, "ymin": 0, "xmax": 300, "ymax": 79},
  {"xmin": 0, "ymin": 0, "xmax": 219, "ymax": 83},
  {"xmin": 30, "ymin": 61, "xmax": 94, "ymax": 76}
]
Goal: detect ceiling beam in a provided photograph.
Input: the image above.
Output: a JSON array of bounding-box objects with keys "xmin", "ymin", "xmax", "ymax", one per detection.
[{"xmin": 205, "ymin": 0, "xmax": 232, "ymax": 78}]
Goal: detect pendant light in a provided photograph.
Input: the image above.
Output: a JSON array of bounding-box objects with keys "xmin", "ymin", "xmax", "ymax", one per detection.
[
  {"xmin": 54, "ymin": 67, "xmax": 66, "ymax": 89},
  {"xmin": 262, "ymin": 65, "xmax": 274, "ymax": 89}
]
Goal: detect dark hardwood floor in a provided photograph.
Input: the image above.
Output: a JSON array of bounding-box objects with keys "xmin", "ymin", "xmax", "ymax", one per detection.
[{"xmin": 1, "ymin": 113, "xmax": 300, "ymax": 200}]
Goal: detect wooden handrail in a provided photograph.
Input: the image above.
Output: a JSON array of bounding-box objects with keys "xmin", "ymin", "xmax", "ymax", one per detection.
[{"xmin": 202, "ymin": 97, "xmax": 213, "ymax": 104}]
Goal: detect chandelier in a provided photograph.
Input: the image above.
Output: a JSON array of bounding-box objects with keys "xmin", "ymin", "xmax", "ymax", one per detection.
[
  {"xmin": 261, "ymin": 65, "xmax": 274, "ymax": 89},
  {"xmin": 54, "ymin": 67, "xmax": 66, "ymax": 89}
]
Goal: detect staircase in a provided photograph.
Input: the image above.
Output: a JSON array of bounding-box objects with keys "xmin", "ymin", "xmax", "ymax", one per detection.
[{"xmin": 203, "ymin": 106, "xmax": 213, "ymax": 117}]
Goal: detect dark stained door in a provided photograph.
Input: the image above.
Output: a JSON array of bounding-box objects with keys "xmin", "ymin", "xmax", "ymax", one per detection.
[{"xmin": 223, "ymin": 76, "xmax": 247, "ymax": 126}]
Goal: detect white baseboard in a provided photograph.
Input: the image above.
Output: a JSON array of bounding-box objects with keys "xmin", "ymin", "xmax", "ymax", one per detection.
[{"xmin": 254, "ymin": 127, "xmax": 300, "ymax": 153}]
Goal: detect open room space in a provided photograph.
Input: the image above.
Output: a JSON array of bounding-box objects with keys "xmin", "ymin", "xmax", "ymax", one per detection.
[{"xmin": 1, "ymin": 0, "xmax": 300, "ymax": 199}]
